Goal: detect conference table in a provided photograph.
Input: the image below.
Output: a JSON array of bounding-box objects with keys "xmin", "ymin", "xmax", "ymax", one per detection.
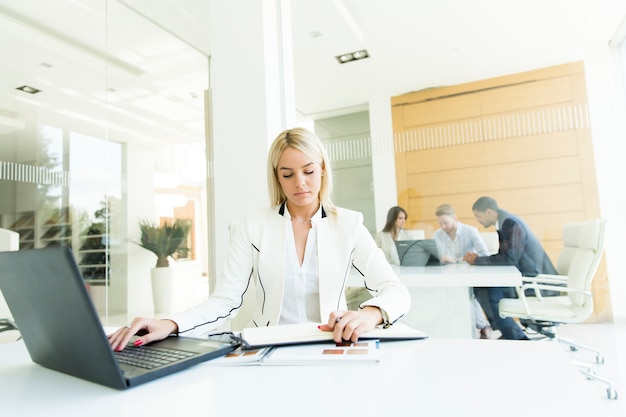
[
  {"xmin": 0, "ymin": 336, "xmax": 609, "ymax": 417},
  {"xmin": 349, "ymin": 264, "xmax": 522, "ymax": 338}
]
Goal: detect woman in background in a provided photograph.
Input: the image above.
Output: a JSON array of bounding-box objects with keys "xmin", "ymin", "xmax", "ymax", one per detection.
[{"xmin": 375, "ymin": 206, "xmax": 410, "ymax": 265}]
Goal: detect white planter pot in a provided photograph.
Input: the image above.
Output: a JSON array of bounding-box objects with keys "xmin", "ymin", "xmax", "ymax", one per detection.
[{"xmin": 151, "ymin": 267, "xmax": 176, "ymax": 314}]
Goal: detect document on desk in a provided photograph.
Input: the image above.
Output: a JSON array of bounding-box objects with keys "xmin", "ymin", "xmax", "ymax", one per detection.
[
  {"xmin": 237, "ymin": 322, "xmax": 426, "ymax": 349},
  {"xmin": 206, "ymin": 340, "xmax": 381, "ymax": 366}
]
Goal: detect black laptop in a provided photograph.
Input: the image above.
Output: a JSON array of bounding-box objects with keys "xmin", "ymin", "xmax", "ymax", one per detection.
[
  {"xmin": 0, "ymin": 246, "xmax": 236, "ymax": 390},
  {"xmin": 395, "ymin": 239, "xmax": 440, "ymax": 266}
]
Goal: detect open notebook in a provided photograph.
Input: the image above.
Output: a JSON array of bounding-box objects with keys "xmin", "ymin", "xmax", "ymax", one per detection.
[
  {"xmin": 231, "ymin": 322, "xmax": 427, "ymax": 349},
  {"xmin": 207, "ymin": 339, "xmax": 382, "ymax": 366}
]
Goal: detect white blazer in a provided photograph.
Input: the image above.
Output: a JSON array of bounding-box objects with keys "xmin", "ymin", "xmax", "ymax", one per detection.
[{"xmin": 171, "ymin": 204, "xmax": 410, "ymax": 336}]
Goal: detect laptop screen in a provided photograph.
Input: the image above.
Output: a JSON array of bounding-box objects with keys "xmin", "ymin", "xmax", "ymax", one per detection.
[
  {"xmin": 395, "ymin": 239, "xmax": 440, "ymax": 266},
  {"xmin": 0, "ymin": 246, "xmax": 235, "ymax": 389}
]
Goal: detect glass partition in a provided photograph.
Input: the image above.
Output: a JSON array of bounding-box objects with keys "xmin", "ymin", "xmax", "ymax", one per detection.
[{"xmin": 0, "ymin": 0, "xmax": 209, "ymax": 323}]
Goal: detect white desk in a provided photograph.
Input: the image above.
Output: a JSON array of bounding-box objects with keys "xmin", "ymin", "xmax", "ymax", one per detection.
[
  {"xmin": 350, "ymin": 265, "xmax": 522, "ymax": 338},
  {"xmin": 0, "ymin": 338, "xmax": 608, "ymax": 417}
]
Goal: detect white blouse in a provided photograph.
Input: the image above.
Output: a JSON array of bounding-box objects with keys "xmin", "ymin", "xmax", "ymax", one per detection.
[{"xmin": 279, "ymin": 206, "xmax": 322, "ymax": 324}]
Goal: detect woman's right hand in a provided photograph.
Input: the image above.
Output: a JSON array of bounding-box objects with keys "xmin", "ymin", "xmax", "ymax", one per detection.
[{"xmin": 107, "ymin": 317, "xmax": 178, "ymax": 352}]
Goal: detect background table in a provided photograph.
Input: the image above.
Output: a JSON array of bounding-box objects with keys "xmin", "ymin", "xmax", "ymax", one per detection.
[
  {"xmin": 0, "ymin": 337, "xmax": 608, "ymax": 417},
  {"xmin": 350, "ymin": 264, "xmax": 522, "ymax": 338}
]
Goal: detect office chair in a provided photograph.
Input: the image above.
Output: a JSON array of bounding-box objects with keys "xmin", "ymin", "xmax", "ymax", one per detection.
[
  {"xmin": 498, "ymin": 218, "xmax": 617, "ymax": 399},
  {"xmin": 479, "ymin": 231, "xmax": 499, "ymax": 255},
  {"xmin": 0, "ymin": 228, "xmax": 21, "ymax": 342}
]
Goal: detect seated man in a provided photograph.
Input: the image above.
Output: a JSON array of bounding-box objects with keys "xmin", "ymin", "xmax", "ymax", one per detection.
[
  {"xmin": 463, "ymin": 196, "xmax": 557, "ymax": 340},
  {"xmin": 433, "ymin": 204, "xmax": 492, "ymax": 339}
]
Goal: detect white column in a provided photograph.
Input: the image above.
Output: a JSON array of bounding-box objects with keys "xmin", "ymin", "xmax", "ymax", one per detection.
[
  {"xmin": 107, "ymin": 143, "xmax": 156, "ymax": 318},
  {"xmin": 206, "ymin": 0, "xmax": 295, "ymax": 290},
  {"xmin": 369, "ymin": 94, "xmax": 398, "ymax": 231}
]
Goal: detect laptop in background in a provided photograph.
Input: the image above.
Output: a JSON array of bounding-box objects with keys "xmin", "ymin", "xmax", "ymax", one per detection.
[
  {"xmin": 395, "ymin": 239, "xmax": 440, "ymax": 266},
  {"xmin": 0, "ymin": 246, "xmax": 236, "ymax": 390}
]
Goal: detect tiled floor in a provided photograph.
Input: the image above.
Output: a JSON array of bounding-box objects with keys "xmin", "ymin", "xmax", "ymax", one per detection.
[{"xmin": 1, "ymin": 315, "xmax": 624, "ymax": 415}]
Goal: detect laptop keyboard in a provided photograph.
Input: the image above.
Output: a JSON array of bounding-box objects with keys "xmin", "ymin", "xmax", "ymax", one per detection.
[{"xmin": 115, "ymin": 345, "xmax": 196, "ymax": 369}]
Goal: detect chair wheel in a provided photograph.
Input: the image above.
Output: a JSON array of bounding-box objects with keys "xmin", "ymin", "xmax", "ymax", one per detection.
[
  {"xmin": 596, "ymin": 355, "xmax": 605, "ymax": 364},
  {"xmin": 607, "ymin": 388, "xmax": 618, "ymax": 400},
  {"xmin": 569, "ymin": 345, "xmax": 578, "ymax": 352}
]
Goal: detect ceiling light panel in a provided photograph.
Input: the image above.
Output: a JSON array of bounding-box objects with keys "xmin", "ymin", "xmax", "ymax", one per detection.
[
  {"xmin": 16, "ymin": 85, "xmax": 42, "ymax": 94},
  {"xmin": 335, "ymin": 49, "xmax": 369, "ymax": 64}
]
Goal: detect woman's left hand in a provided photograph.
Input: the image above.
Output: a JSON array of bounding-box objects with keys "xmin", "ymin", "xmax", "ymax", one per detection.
[{"xmin": 319, "ymin": 306, "xmax": 383, "ymax": 343}]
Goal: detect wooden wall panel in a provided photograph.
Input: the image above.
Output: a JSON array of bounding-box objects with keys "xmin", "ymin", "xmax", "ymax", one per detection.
[
  {"xmin": 391, "ymin": 61, "xmax": 612, "ymax": 322},
  {"xmin": 493, "ymin": 184, "xmax": 585, "ymax": 214},
  {"xmin": 390, "ymin": 62, "xmax": 584, "ymax": 107},
  {"xmin": 453, "ymin": 211, "xmax": 586, "ymax": 240},
  {"xmin": 570, "ymin": 72, "xmax": 590, "ymax": 104},
  {"xmin": 480, "ymin": 77, "xmax": 574, "ymax": 114},
  {"xmin": 408, "ymin": 167, "xmax": 489, "ymax": 196},
  {"xmin": 486, "ymin": 157, "xmax": 581, "ymax": 190},
  {"xmin": 400, "ymin": 122, "xmax": 580, "ymax": 175},
  {"xmin": 401, "ymin": 94, "xmax": 482, "ymax": 126},
  {"xmin": 482, "ymin": 131, "xmax": 579, "ymax": 164},
  {"xmin": 403, "ymin": 142, "xmax": 487, "ymax": 174}
]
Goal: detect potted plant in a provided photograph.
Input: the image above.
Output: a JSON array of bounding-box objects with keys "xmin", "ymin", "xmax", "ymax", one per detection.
[
  {"xmin": 137, "ymin": 219, "xmax": 190, "ymax": 313},
  {"xmin": 138, "ymin": 219, "xmax": 189, "ymax": 267}
]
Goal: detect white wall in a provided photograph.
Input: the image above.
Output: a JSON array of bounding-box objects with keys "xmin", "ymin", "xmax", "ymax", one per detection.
[
  {"xmin": 206, "ymin": 0, "xmax": 295, "ymax": 290},
  {"xmin": 369, "ymin": 94, "xmax": 398, "ymax": 232},
  {"xmin": 583, "ymin": 40, "xmax": 626, "ymax": 321},
  {"xmin": 110, "ymin": 143, "xmax": 157, "ymax": 317}
]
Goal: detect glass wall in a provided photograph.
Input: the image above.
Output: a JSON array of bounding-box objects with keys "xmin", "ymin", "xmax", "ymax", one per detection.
[{"xmin": 0, "ymin": 0, "xmax": 209, "ymax": 320}]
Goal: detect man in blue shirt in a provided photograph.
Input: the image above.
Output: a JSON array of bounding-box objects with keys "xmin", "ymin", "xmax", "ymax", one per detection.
[
  {"xmin": 463, "ymin": 196, "xmax": 557, "ymax": 340},
  {"xmin": 433, "ymin": 203, "xmax": 492, "ymax": 339}
]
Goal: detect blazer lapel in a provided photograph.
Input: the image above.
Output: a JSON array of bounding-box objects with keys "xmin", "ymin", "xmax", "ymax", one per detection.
[{"xmin": 316, "ymin": 215, "xmax": 349, "ymax": 317}]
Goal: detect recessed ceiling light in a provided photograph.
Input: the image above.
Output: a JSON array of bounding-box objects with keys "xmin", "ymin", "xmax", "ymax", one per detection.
[
  {"xmin": 309, "ymin": 31, "xmax": 323, "ymax": 38},
  {"xmin": 335, "ymin": 49, "xmax": 369, "ymax": 64},
  {"xmin": 16, "ymin": 85, "xmax": 42, "ymax": 94},
  {"xmin": 40, "ymin": 62, "xmax": 53, "ymax": 68},
  {"xmin": 337, "ymin": 54, "xmax": 354, "ymax": 63},
  {"xmin": 352, "ymin": 50, "xmax": 368, "ymax": 60}
]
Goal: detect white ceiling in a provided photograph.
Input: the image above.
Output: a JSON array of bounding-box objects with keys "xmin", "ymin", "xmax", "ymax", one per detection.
[
  {"xmin": 291, "ymin": 0, "xmax": 626, "ymax": 117},
  {"xmin": 1, "ymin": 0, "xmax": 625, "ymax": 150}
]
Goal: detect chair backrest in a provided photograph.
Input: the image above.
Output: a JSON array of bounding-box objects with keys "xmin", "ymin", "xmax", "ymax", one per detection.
[
  {"xmin": 557, "ymin": 219, "xmax": 607, "ymax": 310},
  {"xmin": 0, "ymin": 228, "xmax": 20, "ymax": 318},
  {"xmin": 480, "ymin": 232, "xmax": 499, "ymax": 255}
]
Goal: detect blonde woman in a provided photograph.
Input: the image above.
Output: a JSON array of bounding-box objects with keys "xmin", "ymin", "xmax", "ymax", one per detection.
[{"xmin": 109, "ymin": 127, "xmax": 410, "ymax": 350}]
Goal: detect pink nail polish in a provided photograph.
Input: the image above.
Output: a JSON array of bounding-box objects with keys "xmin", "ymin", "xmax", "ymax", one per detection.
[{"xmin": 134, "ymin": 339, "xmax": 143, "ymax": 347}]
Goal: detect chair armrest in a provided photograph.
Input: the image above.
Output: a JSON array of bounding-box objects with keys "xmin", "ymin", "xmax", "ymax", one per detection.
[
  {"xmin": 520, "ymin": 282, "xmax": 590, "ymax": 297},
  {"xmin": 505, "ymin": 284, "xmax": 591, "ymax": 321},
  {"xmin": 523, "ymin": 274, "xmax": 568, "ymax": 285},
  {"xmin": 522, "ymin": 274, "xmax": 568, "ymax": 298}
]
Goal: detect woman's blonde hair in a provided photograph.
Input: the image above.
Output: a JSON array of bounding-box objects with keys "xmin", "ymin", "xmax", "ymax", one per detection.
[{"xmin": 267, "ymin": 127, "xmax": 335, "ymax": 214}]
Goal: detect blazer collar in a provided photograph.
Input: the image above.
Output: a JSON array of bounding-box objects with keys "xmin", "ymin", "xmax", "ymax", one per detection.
[{"xmin": 278, "ymin": 202, "xmax": 327, "ymax": 218}]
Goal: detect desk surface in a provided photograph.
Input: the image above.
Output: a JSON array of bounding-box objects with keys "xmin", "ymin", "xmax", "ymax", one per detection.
[
  {"xmin": 350, "ymin": 264, "xmax": 522, "ymax": 287},
  {"xmin": 0, "ymin": 338, "xmax": 608, "ymax": 417}
]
